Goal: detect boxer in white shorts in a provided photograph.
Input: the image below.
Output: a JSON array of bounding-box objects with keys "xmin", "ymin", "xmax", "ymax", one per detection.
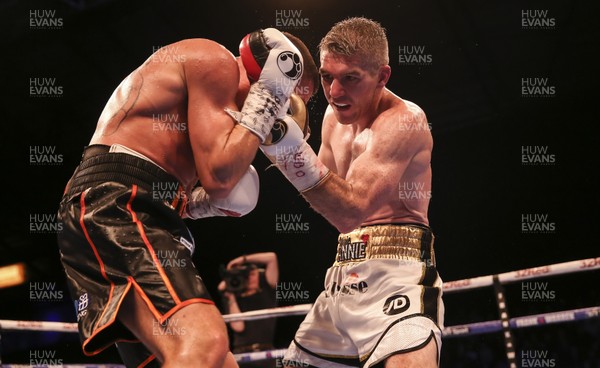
[
  {"xmin": 259, "ymin": 17, "xmax": 444, "ymax": 367},
  {"xmin": 285, "ymin": 224, "xmax": 443, "ymax": 367}
]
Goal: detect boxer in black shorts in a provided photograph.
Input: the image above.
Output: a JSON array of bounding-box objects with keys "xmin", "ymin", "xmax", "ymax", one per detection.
[
  {"xmin": 57, "ymin": 28, "xmax": 318, "ymax": 368},
  {"xmin": 59, "ymin": 144, "xmax": 207, "ymax": 359}
]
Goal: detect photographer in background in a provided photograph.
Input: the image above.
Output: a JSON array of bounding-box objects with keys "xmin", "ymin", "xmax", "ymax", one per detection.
[{"xmin": 218, "ymin": 252, "xmax": 279, "ymax": 368}]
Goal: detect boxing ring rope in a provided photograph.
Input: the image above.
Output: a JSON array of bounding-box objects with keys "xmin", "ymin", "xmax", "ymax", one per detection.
[
  {"xmin": 1, "ymin": 257, "xmax": 598, "ymax": 365},
  {"xmin": 442, "ymin": 305, "xmax": 600, "ymax": 337},
  {"xmin": 223, "ymin": 303, "xmax": 313, "ymax": 322},
  {"xmin": 0, "ymin": 304, "xmax": 314, "ymax": 333},
  {"xmin": 442, "ymin": 257, "xmax": 600, "ymax": 294}
]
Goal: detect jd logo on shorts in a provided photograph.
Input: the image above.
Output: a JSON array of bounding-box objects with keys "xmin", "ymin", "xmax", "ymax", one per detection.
[
  {"xmin": 382, "ymin": 294, "xmax": 410, "ymax": 315},
  {"xmin": 277, "ymin": 51, "xmax": 302, "ymax": 80}
]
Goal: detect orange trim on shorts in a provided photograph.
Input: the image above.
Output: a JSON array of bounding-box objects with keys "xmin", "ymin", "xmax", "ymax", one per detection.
[
  {"xmin": 80, "ymin": 194, "xmax": 140, "ymax": 356},
  {"xmin": 169, "ymin": 185, "xmax": 187, "ymax": 217},
  {"xmin": 130, "ymin": 277, "xmax": 165, "ymax": 322},
  {"xmin": 81, "ymin": 281, "xmax": 135, "ymax": 356},
  {"xmin": 129, "ymin": 277, "xmax": 214, "ymax": 324},
  {"xmin": 127, "ymin": 185, "xmax": 182, "ymax": 305},
  {"xmin": 79, "ymin": 189, "xmax": 113, "ymax": 288},
  {"xmin": 162, "ymin": 297, "xmax": 215, "ymax": 322},
  {"xmin": 138, "ymin": 353, "xmax": 157, "ymax": 368},
  {"xmin": 79, "ymin": 190, "xmax": 119, "ymax": 356}
]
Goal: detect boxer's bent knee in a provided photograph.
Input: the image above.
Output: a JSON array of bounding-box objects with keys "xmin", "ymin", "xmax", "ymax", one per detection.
[
  {"xmin": 119, "ymin": 292, "xmax": 229, "ymax": 367},
  {"xmin": 383, "ymin": 336, "xmax": 438, "ymax": 368},
  {"xmin": 163, "ymin": 303, "xmax": 230, "ymax": 367}
]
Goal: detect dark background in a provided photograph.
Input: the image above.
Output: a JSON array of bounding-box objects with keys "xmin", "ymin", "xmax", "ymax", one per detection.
[{"xmin": 1, "ymin": 0, "xmax": 599, "ymax": 366}]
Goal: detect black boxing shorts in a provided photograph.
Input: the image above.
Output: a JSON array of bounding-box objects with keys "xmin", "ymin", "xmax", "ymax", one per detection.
[{"xmin": 57, "ymin": 144, "xmax": 213, "ymax": 356}]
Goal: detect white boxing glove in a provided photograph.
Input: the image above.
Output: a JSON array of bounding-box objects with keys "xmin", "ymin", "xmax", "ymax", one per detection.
[
  {"xmin": 240, "ymin": 28, "xmax": 303, "ymax": 98},
  {"xmin": 185, "ymin": 166, "xmax": 259, "ymax": 219},
  {"xmin": 260, "ymin": 95, "xmax": 330, "ymax": 193},
  {"xmin": 227, "ymin": 28, "xmax": 304, "ymax": 143}
]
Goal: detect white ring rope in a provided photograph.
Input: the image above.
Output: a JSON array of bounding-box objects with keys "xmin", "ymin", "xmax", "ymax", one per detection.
[
  {"xmin": 234, "ymin": 348, "xmax": 288, "ymax": 364},
  {"xmin": 0, "ymin": 320, "xmax": 77, "ymax": 333},
  {"xmin": 0, "ymin": 304, "xmax": 314, "ymax": 332},
  {"xmin": 232, "ymin": 303, "xmax": 600, "ymax": 363},
  {"xmin": 442, "ymin": 257, "xmax": 600, "ymax": 293},
  {"xmin": 236, "ymin": 304, "xmax": 600, "ymax": 363},
  {"xmin": 1, "ymin": 257, "xmax": 598, "ymax": 332},
  {"xmin": 443, "ymin": 305, "xmax": 600, "ymax": 337},
  {"xmin": 223, "ymin": 303, "xmax": 312, "ymax": 322},
  {"xmin": 1, "ymin": 257, "xmax": 598, "ymax": 365}
]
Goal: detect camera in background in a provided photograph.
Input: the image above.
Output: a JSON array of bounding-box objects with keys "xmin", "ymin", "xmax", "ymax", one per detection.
[{"xmin": 221, "ymin": 263, "xmax": 258, "ymax": 294}]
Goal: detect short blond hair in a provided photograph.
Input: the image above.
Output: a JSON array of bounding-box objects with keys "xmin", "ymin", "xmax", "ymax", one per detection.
[{"xmin": 319, "ymin": 17, "xmax": 389, "ymax": 72}]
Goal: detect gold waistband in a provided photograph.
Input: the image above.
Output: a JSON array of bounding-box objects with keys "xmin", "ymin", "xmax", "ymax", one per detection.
[{"xmin": 334, "ymin": 224, "xmax": 435, "ymax": 266}]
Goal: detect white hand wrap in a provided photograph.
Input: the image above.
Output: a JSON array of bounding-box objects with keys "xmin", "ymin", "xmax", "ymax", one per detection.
[
  {"xmin": 225, "ymin": 83, "xmax": 287, "ymax": 143},
  {"xmin": 260, "ymin": 115, "xmax": 330, "ymax": 192},
  {"xmin": 185, "ymin": 166, "xmax": 260, "ymax": 219}
]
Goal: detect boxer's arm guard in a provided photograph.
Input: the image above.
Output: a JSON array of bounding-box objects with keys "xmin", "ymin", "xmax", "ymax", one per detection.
[
  {"xmin": 185, "ymin": 166, "xmax": 259, "ymax": 219},
  {"xmin": 260, "ymin": 97, "xmax": 330, "ymax": 193}
]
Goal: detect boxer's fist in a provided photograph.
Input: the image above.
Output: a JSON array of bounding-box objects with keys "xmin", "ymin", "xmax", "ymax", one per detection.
[
  {"xmin": 185, "ymin": 166, "xmax": 259, "ymax": 219},
  {"xmin": 263, "ymin": 94, "xmax": 309, "ymax": 146},
  {"xmin": 229, "ymin": 29, "xmax": 304, "ymax": 142},
  {"xmin": 259, "ymin": 96, "xmax": 330, "ymax": 193},
  {"xmin": 240, "ymin": 28, "xmax": 303, "ymax": 99},
  {"xmin": 261, "ymin": 94, "xmax": 310, "ymax": 150}
]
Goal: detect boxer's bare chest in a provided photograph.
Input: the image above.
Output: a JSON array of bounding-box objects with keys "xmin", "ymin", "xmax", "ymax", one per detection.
[{"xmin": 330, "ymin": 125, "xmax": 372, "ymax": 178}]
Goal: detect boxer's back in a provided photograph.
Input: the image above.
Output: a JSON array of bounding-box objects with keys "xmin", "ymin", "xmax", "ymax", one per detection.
[{"xmin": 89, "ymin": 39, "xmax": 240, "ymax": 189}]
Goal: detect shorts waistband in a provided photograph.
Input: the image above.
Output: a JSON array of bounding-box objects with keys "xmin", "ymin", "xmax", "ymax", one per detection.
[
  {"xmin": 64, "ymin": 144, "xmax": 187, "ymax": 215},
  {"xmin": 335, "ymin": 224, "xmax": 435, "ymax": 267}
]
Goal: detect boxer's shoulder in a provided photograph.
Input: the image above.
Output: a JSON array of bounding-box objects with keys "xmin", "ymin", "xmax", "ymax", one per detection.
[
  {"xmin": 147, "ymin": 38, "xmax": 235, "ymax": 76},
  {"xmin": 173, "ymin": 39, "xmax": 239, "ymax": 89},
  {"xmin": 359, "ymin": 97, "xmax": 430, "ymax": 159},
  {"xmin": 173, "ymin": 38, "xmax": 237, "ymax": 66},
  {"xmin": 375, "ymin": 96, "xmax": 428, "ymax": 136},
  {"xmin": 142, "ymin": 38, "xmax": 238, "ymax": 79}
]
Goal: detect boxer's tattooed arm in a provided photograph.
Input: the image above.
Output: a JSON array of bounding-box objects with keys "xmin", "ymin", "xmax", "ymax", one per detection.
[{"xmin": 102, "ymin": 72, "xmax": 144, "ymax": 136}]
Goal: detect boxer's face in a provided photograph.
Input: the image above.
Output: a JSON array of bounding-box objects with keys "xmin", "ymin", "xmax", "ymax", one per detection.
[{"xmin": 320, "ymin": 51, "xmax": 389, "ymax": 125}]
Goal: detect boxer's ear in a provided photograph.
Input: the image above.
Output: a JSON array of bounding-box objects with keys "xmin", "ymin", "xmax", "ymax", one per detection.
[{"xmin": 377, "ymin": 65, "xmax": 391, "ymax": 87}]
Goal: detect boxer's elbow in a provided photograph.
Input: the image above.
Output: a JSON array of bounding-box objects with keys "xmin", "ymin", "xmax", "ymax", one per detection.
[
  {"xmin": 201, "ymin": 173, "xmax": 237, "ymax": 199},
  {"xmin": 203, "ymin": 165, "xmax": 260, "ymax": 216},
  {"xmin": 199, "ymin": 162, "xmax": 237, "ymax": 198}
]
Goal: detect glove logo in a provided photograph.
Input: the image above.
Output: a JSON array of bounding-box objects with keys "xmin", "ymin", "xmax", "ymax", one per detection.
[
  {"xmin": 277, "ymin": 51, "xmax": 303, "ymax": 80},
  {"xmin": 269, "ymin": 119, "xmax": 288, "ymax": 144}
]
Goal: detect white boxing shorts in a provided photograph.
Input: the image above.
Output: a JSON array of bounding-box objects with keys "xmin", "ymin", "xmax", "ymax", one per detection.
[{"xmin": 284, "ymin": 224, "xmax": 444, "ymax": 368}]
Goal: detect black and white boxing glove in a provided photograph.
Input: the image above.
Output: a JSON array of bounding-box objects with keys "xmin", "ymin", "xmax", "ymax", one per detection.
[
  {"xmin": 227, "ymin": 28, "xmax": 304, "ymax": 143},
  {"xmin": 239, "ymin": 28, "xmax": 303, "ymax": 95},
  {"xmin": 185, "ymin": 166, "xmax": 259, "ymax": 219},
  {"xmin": 260, "ymin": 95, "xmax": 330, "ymax": 193}
]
